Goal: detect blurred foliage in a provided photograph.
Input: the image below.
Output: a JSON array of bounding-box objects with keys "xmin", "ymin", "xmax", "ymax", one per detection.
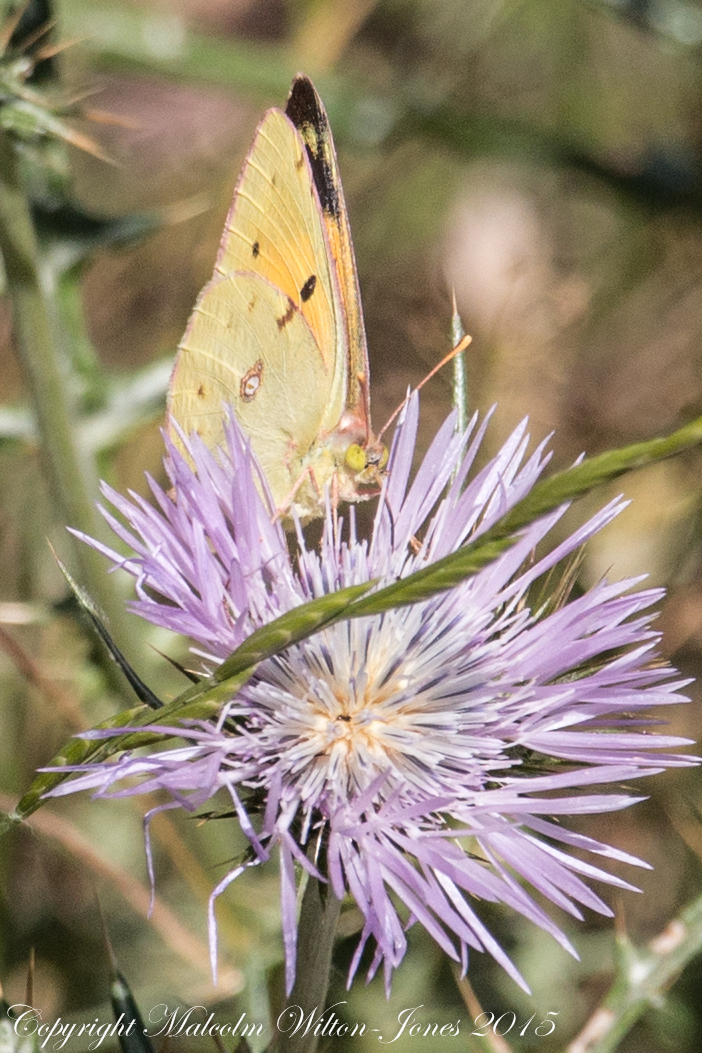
[{"xmin": 1, "ymin": 0, "xmax": 702, "ymax": 1050}]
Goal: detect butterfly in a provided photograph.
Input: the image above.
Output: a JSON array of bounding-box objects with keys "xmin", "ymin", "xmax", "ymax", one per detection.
[{"xmin": 167, "ymin": 75, "xmax": 387, "ymax": 521}]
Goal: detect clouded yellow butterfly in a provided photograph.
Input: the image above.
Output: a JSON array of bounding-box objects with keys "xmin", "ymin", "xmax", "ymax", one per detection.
[{"xmin": 168, "ymin": 75, "xmax": 386, "ymax": 521}]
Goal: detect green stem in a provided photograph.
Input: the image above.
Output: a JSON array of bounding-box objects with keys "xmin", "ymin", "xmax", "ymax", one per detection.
[
  {"xmin": 566, "ymin": 892, "xmax": 702, "ymax": 1053},
  {"xmin": 0, "ymin": 128, "xmax": 136, "ymax": 697},
  {"xmin": 277, "ymin": 878, "xmax": 341, "ymax": 1053},
  {"xmin": 57, "ymin": 269, "xmax": 106, "ymax": 401}
]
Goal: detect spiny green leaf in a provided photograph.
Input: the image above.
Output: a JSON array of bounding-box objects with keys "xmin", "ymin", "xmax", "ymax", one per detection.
[
  {"xmin": 346, "ymin": 537, "xmax": 516, "ymax": 616},
  {"xmin": 53, "ymin": 551, "xmax": 163, "ymax": 709},
  {"xmin": 11, "ymin": 669, "xmax": 252, "ymax": 822},
  {"xmin": 492, "ymin": 415, "xmax": 702, "ymax": 533},
  {"xmin": 11, "ymin": 703, "xmax": 149, "ymax": 821}
]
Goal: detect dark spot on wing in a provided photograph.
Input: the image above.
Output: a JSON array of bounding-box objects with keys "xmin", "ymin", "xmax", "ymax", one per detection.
[
  {"xmin": 197, "ymin": 384, "xmax": 206, "ymax": 398},
  {"xmin": 300, "ymin": 274, "xmax": 317, "ymax": 302},
  {"xmin": 271, "ymin": 174, "xmax": 277, "ymax": 187},
  {"xmin": 252, "ymin": 240, "xmax": 260, "ymax": 257},
  {"xmin": 295, "ymin": 153, "xmax": 304, "ymax": 171},
  {"xmin": 276, "ymin": 297, "xmax": 295, "ymax": 330}
]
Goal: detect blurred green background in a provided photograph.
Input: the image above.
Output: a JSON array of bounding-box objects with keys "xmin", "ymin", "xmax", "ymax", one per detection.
[{"xmin": 2, "ymin": 0, "xmax": 702, "ymax": 1050}]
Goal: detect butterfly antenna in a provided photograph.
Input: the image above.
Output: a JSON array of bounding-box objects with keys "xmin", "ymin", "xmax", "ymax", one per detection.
[
  {"xmin": 377, "ymin": 333, "xmax": 472, "ymax": 441},
  {"xmin": 355, "ymin": 371, "xmax": 372, "ymax": 445}
]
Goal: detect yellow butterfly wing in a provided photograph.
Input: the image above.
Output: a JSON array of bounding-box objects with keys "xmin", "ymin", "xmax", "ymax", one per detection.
[
  {"xmin": 171, "ymin": 272, "xmax": 333, "ymax": 506},
  {"xmin": 216, "ymin": 113, "xmax": 346, "ymax": 434},
  {"xmin": 168, "ymin": 76, "xmax": 383, "ymax": 519}
]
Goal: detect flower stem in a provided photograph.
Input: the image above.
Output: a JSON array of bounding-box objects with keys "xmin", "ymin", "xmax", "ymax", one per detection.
[
  {"xmin": 0, "ymin": 128, "xmax": 136, "ymax": 696},
  {"xmin": 277, "ymin": 878, "xmax": 341, "ymax": 1053},
  {"xmin": 566, "ymin": 891, "xmax": 702, "ymax": 1052}
]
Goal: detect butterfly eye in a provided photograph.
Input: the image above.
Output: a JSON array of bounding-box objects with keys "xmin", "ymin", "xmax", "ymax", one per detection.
[
  {"xmin": 345, "ymin": 444, "xmax": 367, "ymax": 472},
  {"xmin": 365, "ymin": 444, "xmax": 388, "ymax": 470}
]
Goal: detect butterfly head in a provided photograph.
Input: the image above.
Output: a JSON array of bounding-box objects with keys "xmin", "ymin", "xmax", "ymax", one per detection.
[
  {"xmin": 344, "ymin": 438, "xmax": 388, "ymax": 484},
  {"xmin": 333, "ymin": 430, "xmax": 388, "ymax": 508},
  {"xmin": 281, "ymin": 420, "xmax": 387, "ymax": 523}
]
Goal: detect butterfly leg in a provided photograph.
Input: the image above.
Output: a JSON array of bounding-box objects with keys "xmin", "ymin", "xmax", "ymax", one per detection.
[{"xmin": 273, "ymin": 464, "xmax": 322, "ymax": 522}]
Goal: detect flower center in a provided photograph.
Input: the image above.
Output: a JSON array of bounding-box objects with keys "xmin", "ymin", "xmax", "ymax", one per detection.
[
  {"xmin": 293, "ymin": 670, "xmax": 425, "ymax": 797},
  {"xmin": 327, "ymin": 706, "xmax": 389, "ymax": 746}
]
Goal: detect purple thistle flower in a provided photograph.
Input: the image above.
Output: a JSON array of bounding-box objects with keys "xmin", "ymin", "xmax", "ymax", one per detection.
[{"xmin": 53, "ymin": 396, "xmax": 696, "ymax": 993}]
